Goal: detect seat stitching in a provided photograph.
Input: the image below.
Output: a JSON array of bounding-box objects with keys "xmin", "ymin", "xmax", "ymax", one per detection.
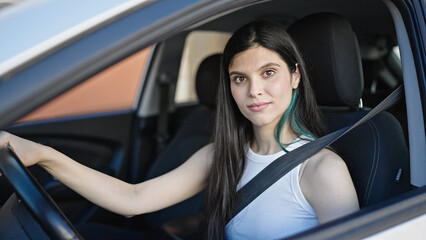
[
  {"xmin": 363, "ymin": 121, "xmax": 380, "ymax": 206},
  {"xmin": 363, "ymin": 122, "xmax": 375, "ymax": 205}
]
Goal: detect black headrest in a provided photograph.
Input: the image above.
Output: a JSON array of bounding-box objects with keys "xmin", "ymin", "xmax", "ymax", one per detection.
[
  {"xmin": 195, "ymin": 53, "xmax": 222, "ymax": 108},
  {"xmin": 287, "ymin": 13, "xmax": 363, "ymax": 107}
]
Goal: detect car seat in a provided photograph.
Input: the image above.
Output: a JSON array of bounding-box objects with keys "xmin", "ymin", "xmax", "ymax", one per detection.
[
  {"xmin": 287, "ymin": 13, "xmax": 411, "ymax": 207},
  {"xmin": 143, "ymin": 54, "xmax": 222, "ymax": 233}
]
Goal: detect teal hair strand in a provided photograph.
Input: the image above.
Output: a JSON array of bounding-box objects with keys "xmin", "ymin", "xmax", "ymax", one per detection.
[{"xmin": 275, "ymin": 89, "xmax": 316, "ymax": 152}]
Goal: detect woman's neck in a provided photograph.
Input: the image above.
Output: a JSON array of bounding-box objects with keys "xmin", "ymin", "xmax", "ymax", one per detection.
[{"xmin": 251, "ymin": 122, "xmax": 298, "ymax": 155}]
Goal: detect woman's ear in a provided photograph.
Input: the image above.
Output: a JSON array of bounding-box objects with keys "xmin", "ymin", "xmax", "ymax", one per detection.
[{"xmin": 291, "ymin": 64, "xmax": 301, "ymax": 89}]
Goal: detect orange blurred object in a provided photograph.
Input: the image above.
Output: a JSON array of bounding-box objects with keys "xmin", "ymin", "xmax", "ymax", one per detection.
[{"xmin": 19, "ymin": 47, "xmax": 151, "ymax": 122}]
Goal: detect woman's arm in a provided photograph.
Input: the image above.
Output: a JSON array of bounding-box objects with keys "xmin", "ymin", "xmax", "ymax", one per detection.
[
  {"xmin": 300, "ymin": 149, "xmax": 359, "ymax": 224},
  {"xmin": 0, "ymin": 132, "xmax": 213, "ymax": 217}
]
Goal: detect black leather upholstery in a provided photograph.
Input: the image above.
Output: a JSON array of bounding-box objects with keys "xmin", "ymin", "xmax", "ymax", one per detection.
[
  {"xmin": 143, "ymin": 54, "xmax": 221, "ymax": 230},
  {"xmin": 196, "ymin": 54, "xmax": 222, "ymax": 108},
  {"xmin": 288, "ymin": 13, "xmax": 411, "ymax": 207},
  {"xmin": 288, "ymin": 13, "xmax": 363, "ymax": 107}
]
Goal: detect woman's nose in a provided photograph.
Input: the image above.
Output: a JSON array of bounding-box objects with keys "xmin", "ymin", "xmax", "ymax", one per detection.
[{"xmin": 249, "ymin": 78, "xmax": 263, "ymax": 97}]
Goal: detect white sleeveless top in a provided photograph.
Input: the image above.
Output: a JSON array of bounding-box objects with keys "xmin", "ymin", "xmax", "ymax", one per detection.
[{"xmin": 226, "ymin": 139, "xmax": 319, "ymax": 240}]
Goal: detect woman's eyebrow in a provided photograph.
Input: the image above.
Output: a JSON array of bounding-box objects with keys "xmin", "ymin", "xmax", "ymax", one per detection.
[
  {"xmin": 229, "ymin": 70, "xmax": 244, "ymax": 76},
  {"xmin": 258, "ymin": 62, "xmax": 280, "ymax": 70},
  {"xmin": 229, "ymin": 63, "xmax": 281, "ymax": 76}
]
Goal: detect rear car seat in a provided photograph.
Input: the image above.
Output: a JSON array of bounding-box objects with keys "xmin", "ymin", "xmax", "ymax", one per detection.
[{"xmin": 143, "ymin": 54, "xmax": 222, "ymax": 234}]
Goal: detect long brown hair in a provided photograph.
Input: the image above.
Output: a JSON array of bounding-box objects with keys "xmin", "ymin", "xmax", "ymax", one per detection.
[{"xmin": 200, "ymin": 20, "xmax": 325, "ymax": 239}]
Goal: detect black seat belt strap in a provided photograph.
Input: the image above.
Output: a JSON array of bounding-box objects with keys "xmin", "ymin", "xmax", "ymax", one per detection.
[
  {"xmin": 231, "ymin": 85, "xmax": 404, "ymax": 220},
  {"xmin": 156, "ymin": 72, "xmax": 173, "ymax": 154}
]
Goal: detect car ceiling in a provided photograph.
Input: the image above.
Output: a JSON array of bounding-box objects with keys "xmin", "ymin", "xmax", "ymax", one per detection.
[{"xmin": 198, "ymin": 0, "xmax": 395, "ymax": 48}]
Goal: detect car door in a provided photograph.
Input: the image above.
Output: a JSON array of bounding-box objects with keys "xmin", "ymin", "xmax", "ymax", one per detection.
[{"xmin": 0, "ymin": 47, "xmax": 151, "ymax": 223}]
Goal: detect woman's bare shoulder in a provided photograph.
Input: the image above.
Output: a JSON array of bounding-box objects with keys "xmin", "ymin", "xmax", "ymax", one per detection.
[
  {"xmin": 301, "ymin": 148, "xmax": 359, "ymax": 223},
  {"xmin": 306, "ymin": 149, "xmax": 346, "ymax": 172},
  {"xmin": 302, "ymin": 148, "xmax": 351, "ymax": 191}
]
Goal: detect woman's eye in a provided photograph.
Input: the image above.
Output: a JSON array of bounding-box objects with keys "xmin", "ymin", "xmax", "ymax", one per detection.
[
  {"xmin": 263, "ymin": 70, "xmax": 275, "ymax": 77},
  {"xmin": 233, "ymin": 76, "xmax": 245, "ymax": 84}
]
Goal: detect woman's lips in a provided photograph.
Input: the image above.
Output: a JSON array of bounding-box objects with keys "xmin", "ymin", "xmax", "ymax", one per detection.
[{"xmin": 248, "ymin": 102, "xmax": 270, "ymax": 112}]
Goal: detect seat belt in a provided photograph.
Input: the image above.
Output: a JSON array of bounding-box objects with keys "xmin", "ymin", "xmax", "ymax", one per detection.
[
  {"xmin": 156, "ymin": 72, "xmax": 173, "ymax": 154},
  {"xmin": 230, "ymin": 85, "xmax": 404, "ymax": 220}
]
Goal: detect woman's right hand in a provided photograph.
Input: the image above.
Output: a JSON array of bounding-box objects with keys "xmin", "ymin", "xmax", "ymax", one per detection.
[
  {"xmin": 0, "ymin": 131, "xmax": 49, "ymax": 169},
  {"xmin": 0, "ymin": 131, "xmax": 213, "ymax": 217}
]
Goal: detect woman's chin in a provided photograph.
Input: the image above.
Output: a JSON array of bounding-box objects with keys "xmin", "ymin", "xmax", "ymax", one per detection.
[{"xmin": 250, "ymin": 119, "xmax": 274, "ymax": 128}]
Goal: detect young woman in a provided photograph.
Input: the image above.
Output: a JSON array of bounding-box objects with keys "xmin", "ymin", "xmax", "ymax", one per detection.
[{"xmin": 0, "ymin": 21, "xmax": 359, "ymax": 240}]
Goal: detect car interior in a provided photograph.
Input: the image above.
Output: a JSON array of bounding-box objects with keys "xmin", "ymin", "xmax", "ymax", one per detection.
[{"xmin": 0, "ymin": 0, "xmax": 416, "ymax": 239}]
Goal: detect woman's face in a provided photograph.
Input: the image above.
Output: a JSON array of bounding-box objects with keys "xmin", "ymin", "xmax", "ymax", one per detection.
[{"xmin": 229, "ymin": 46, "xmax": 300, "ymax": 130}]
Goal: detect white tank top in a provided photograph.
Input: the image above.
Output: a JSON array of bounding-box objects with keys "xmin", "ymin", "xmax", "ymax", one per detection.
[{"xmin": 226, "ymin": 139, "xmax": 319, "ymax": 240}]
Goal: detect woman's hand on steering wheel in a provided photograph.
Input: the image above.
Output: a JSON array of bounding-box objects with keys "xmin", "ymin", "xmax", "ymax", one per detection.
[{"xmin": 0, "ymin": 131, "xmax": 49, "ymax": 175}]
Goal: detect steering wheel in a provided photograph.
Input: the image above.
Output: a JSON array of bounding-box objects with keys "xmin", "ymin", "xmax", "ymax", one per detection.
[{"xmin": 0, "ymin": 147, "xmax": 82, "ymax": 240}]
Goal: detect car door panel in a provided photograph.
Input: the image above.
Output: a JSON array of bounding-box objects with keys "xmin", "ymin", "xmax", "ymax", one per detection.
[{"xmin": 1, "ymin": 111, "xmax": 135, "ymax": 222}]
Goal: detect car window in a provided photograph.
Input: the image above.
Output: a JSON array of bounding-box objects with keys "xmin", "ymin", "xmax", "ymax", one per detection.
[
  {"xmin": 174, "ymin": 31, "xmax": 231, "ymax": 104},
  {"xmin": 19, "ymin": 47, "xmax": 151, "ymax": 122}
]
